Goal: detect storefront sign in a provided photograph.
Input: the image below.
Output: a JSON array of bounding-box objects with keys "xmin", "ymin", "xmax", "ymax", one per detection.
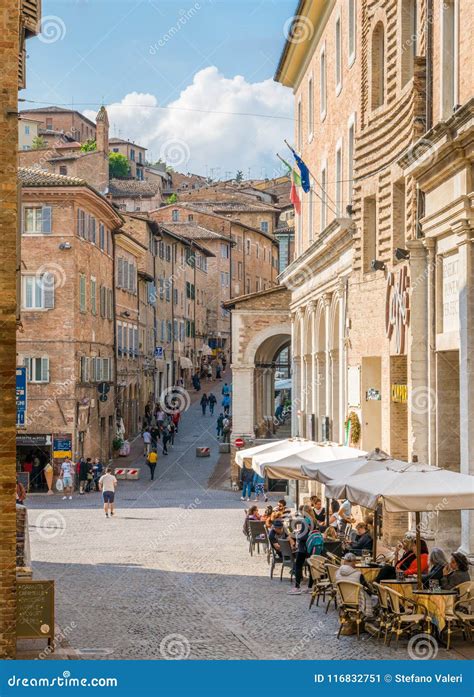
[
  {"xmin": 366, "ymin": 388, "xmax": 381, "ymax": 401},
  {"xmin": 53, "ymin": 436, "xmax": 72, "ymax": 459},
  {"xmin": 442, "ymin": 254, "xmax": 459, "ymax": 333},
  {"xmin": 391, "ymin": 384, "xmax": 408, "ymax": 403},
  {"xmin": 16, "ymin": 579, "xmax": 55, "ymax": 643},
  {"xmin": 386, "ymin": 267, "xmax": 410, "ymax": 354},
  {"xmin": 16, "ymin": 434, "xmax": 51, "ymax": 447},
  {"xmin": 16, "ymin": 367, "xmax": 27, "ymax": 427}
]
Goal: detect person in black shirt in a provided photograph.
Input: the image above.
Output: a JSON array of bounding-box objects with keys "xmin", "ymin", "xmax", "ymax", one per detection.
[{"xmin": 347, "ymin": 522, "xmax": 373, "ymax": 555}]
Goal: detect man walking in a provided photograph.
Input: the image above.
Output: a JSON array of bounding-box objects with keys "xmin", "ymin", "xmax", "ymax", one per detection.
[
  {"xmin": 208, "ymin": 393, "xmax": 217, "ymax": 415},
  {"xmin": 79, "ymin": 457, "xmax": 92, "ymax": 495},
  {"xmin": 60, "ymin": 457, "xmax": 74, "ymax": 500},
  {"xmin": 99, "ymin": 466, "xmax": 118, "ymax": 518}
]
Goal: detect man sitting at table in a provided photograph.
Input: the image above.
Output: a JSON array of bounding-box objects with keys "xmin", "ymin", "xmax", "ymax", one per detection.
[
  {"xmin": 276, "ymin": 499, "xmax": 291, "ymax": 517},
  {"xmin": 347, "ymin": 522, "xmax": 373, "ymax": 556},
  {"xmin": 268, "ymin": 519, "xmax": 288, "ymax": 558}
]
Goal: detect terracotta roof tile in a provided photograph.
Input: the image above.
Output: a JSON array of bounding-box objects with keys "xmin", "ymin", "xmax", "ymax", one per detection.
[{"xmin": 18, "ymin": 167, "xmax": 87, "ymax": 187}]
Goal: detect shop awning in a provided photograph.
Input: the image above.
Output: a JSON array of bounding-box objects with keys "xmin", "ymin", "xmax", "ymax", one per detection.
[
  {"xmin": 180, "ymin": 356, "xmax": 193, "ymax": 369},
  {"xmin": 234, "ymin": 438, "xmax": 313, "ymax": 468},
  {"xmin": 251, "ymin": 442, "xmax": 367, "ymax": 480},
  {"xmin": 325, "ymin": 459, "xmax": 474, "ymax": 513}
]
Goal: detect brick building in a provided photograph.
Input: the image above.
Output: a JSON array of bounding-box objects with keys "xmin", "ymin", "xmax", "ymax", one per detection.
[
  {"xmin": 109, "ymin": 137, "xmax": 146, "ymax": 180},
  {"xmin": 20, "ymin": 106, "xmax": 97, "ymax": 143},
  {"xmin": 17, "ymin": 168, "xmax": 122, "ymax": 470},
  {"xmin": 0, "ymin": 0, "xmax": 41, "ymax": 659}
]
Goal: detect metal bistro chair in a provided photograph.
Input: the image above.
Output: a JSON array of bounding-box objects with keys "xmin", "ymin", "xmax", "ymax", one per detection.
[
  {"xmin": 336, "ymin": 581, "xmax": 366, "ymax": 640},
  {"xmin": 324, "ymin": 563, "xmax": 339, "ymax": 613},
  {"xmin": 277, "ymin": 538, "xmax": 295, "ymax": 582},
  {"xmin": 308, "ymin": 556, "xmax": 331, "ymax": 609},
  {"xmin": 326, "ymin": 551, "xmax": 342, "ymax": 566},
  {"xmin": 247, "ymin": 520, "xmax": 268, "ymax": 557},
  {"xmin": 385, "ymin": 586, "xmax": 428, "ymax": 646},
  {"xmin": 445, "ymin": 581, "xmax": 474, "ymax": 649},
  {"xmin": 373, "ymin": 582, "xmax": 393, "ymax": 644}
]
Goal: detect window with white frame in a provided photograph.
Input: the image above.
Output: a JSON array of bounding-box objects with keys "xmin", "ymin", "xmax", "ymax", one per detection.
[
  {"xmin": 308, "ymin": 182, "xmax": 314, "ymax": 243},
  {"xmin": 22, "ymin": 274, "xmax": 55, "ymax": 310},
  {"xmin": 23, "ymin": 356, "xmax": 49, "ymax": 383},
  {"xmin": 335, "ymin": 16, "xmax": 342, "ymax": 94},
  {"xmin": 320, "ymin": 162, "xmax": 328, "ymax": 230},
  {"xmin": 320, "ymin": 47, "xmax": 327, "ymax": 119},
  {"xmin": 220, "ymin": 243, "xmax": 229, "ymax": 259},
  {"xmin": 348, "ymin": 0, "xmax": 356, "ymax": 65},
  {"xmin": 348, "ymin": 114, "xmax": 356, "ymax": 205},
  {"xmin": 23, "ymin": 206, "xmax": 52, "ymax": 234},
  {"xmin": 308, "ymin": 77, "xmax": 314, "ymax": 139},
  {"xmin": 297, "ymin": 99, "xmax": 302, "ymax": 150},
  {"xmin": 441, "ymin": 0, "xmax": 457, "ymax": 119},
  {"xmin": 335, "ymin": 140, "xmax": 343, "ymax": 216}
]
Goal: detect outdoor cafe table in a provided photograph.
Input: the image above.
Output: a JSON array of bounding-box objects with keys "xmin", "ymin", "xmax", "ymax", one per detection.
[
  {"xmin": 381, "ymin": 579, "xmax": 417, "ymax": 602},
  {"xmin": 413, "ymin": 590, "xmax": 457, "ymax": 632},
  {"xmin": 355, "ymin": 564, "xmax": 382, "ymax": 584}
]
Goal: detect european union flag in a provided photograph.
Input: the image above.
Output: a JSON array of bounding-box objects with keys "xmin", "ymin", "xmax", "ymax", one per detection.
[{"xmin": 290, "ymin": 147, "xmax": 311, "ymax": 193}]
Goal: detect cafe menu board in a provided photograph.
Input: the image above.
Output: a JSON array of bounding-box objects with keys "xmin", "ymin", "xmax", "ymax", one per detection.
[{"xmin": 16, "ymin": 580, "xmax": 54, "ymax": 643}]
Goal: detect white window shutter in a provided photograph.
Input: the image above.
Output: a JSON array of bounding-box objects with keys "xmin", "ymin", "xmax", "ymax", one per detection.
[
  {"xmin": 42, "ymin": 273, "xmax": 55, "ymax": 309},
  {"xmin": 41, "ymin": 357, "xmax": 50, "ymax": 382}
]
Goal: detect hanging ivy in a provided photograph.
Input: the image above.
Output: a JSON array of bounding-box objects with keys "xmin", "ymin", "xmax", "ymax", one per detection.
[{"xmin": 345, "ymin": 411, "xmax": 361, "ymax": 445}]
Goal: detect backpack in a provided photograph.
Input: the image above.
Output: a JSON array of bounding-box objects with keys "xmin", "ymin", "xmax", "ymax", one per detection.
[{"xmin": 306, "ymin": 530, "xmax": 324, "ymax": 556}]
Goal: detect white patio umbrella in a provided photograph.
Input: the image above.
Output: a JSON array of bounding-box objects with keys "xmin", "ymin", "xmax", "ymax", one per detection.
[
  {"xmin": 252, "ymin": 443, "xmax": 366, "ymax": 480},
  {"xmin": 234, "ymin": 438, "xmax": 313, "ymax": 468},
  {"xmin": 325, "ymin": 459, "xmax": 474, "ymax": 588}
]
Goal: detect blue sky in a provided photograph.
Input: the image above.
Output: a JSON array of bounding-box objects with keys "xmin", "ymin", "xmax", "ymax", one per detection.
[{"xmin": 22, "ymin": 0, "xmax": 297, "ymax": 177}]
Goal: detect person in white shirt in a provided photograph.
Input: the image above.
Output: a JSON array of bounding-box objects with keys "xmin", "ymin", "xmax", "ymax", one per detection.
[
  {"xmin": 142, "ymin": 429, "xmax": 152, "ymax": 456},
  {"xmin": 60, "ymin": 458, "xmax": 74, "ymax": 500},
  {"xmin": 99, "ymin": 467, "xmax": 118, "ymax": 518}
]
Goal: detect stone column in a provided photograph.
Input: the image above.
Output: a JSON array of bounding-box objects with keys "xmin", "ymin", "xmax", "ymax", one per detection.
[
  {"xmin": 456, "ymin": 224, "xmax": 474, "ymax": 556},
  {"xmin": 323, "ymin": 294, "xmax": 332, "ymax": 438},
  {"xmin": 338, "ymin": 286, "xmax": 346, "ymax": 443},
  {"xmin": 423, "ymin": 238, "xmax": 437, "ymax": 467}
]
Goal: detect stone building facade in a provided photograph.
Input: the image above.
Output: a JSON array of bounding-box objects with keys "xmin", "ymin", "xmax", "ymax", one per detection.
[
  {"xmin": 20, "ymin": 106, "xmax": 97, "ymax": 143},
  {"xmin": 17, "ymin": 168, "xmax": 122, "ymax": 468}
]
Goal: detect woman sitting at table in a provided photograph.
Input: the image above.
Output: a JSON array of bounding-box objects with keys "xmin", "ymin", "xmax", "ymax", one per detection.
[
  {"xmin": 375, "ymin": 535, "xmax": 429, "ymax": 582},
  {"xmin": 261, "ymin": 505, "xmax": 274, "ymax": 528},
  {"xmin": 440, "ymin": 552, "xmax": 470, "ymax": 590},
  {"xmin": 422, "ymin": 547, "xmax": 448, "ymax": 588},
  {"xmin": 346, "ymin": 522, "xmax": 373, "ymax": 556}
]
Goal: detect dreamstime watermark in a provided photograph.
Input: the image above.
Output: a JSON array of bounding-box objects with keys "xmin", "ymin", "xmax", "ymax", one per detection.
[
  {"xmin": 36, "ymin": 262, "xmax": 68, "ymax": 291},
  {"xmin": 286, "ymin": 621, "xmax": 324, "ymax": 659},
  {"xmin": 407, "ymin": 632, "xmax": 439, "ymax": 660},
  {"xmin": 26, "ymin": 377, "xmax": 75, "ymax": 427},
  {"xmin": 409, "ymin": 386, "xmax": 437, "ymax": 415},
  {"xmin": 159, "ymin": 633, "xmax": 191, "ymax": 660},
  {"xmin": 159, "ymin": 138, "xmax": 191, "ymax": 169},
  {"xmin": 149, "ymin": 3, "xmax": 201, "ymax": 54},
  {"xmin": 153, "ymin": 498, "xmax": 201, "ymax": 544},
  {"xmin": 158, "ymin": 385, "xmax": 191, "ymax": 414},
  {"xmin": 33, "ymin": 510, "xmax": 67, "ymax": 541},
  {"xmin": 38, "ymin": 16, "xmax": 67, "ymax": 44},
  {"xmin": 283, "ymin": 15, "xmax": 314, "ymax": 44}
]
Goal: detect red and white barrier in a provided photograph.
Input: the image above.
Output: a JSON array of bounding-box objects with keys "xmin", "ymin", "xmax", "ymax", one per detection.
[
  {"xmin": 114, "ymin": 468, "xmax": 128, "ymax": 479},
  {"xmin": 126, "ymin": 468, "xmax": 140, "ymax": 480}
]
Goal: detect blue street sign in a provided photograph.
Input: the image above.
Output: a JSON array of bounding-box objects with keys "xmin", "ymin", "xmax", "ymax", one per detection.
[
  {"xmin": 154, "ymin": 346, "xmax": 164, "ymax": 359},
  {"xmin": 16, "ymin": 366, "xmax": 27, "ymax": 427}
]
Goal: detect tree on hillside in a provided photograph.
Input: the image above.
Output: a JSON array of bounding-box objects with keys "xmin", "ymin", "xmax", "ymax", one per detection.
[
  {"xmin": 235, "ymin": 170, "xmax": 244, "ymax": 183},
  {"xmin": 80, "ymin": 139, "xmax": 96, "ymax": 152},
  {"xmin": 109, "ymin": 152, "xmax": 130, "ymax": 178},
  {"xmin": 31, "ymin": 135, "xmax": 47, "ymax": 150}
]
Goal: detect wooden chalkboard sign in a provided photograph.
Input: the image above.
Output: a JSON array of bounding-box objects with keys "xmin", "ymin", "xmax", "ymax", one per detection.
[
  {"xmin": 16, "ymin": 579, "xmax": 54, "ymax": 645},
  {"xmin": 17, "ymin": 471, "xmax": 30, "ymax": 493}
]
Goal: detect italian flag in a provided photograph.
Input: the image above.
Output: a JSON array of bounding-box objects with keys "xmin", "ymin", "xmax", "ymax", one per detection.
[{"xmin": 281, "ymin": 157, "xmax": 302, "ymax": 215}]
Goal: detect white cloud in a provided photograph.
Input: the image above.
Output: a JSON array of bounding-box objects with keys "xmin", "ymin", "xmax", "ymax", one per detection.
[{"xmin": 84, "ymin": 67, "xmax": 293, "ymax": 179}]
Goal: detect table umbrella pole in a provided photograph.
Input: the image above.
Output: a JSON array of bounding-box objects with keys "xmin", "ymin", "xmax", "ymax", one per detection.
[
  {"xmin": 373, "ymin": 510, "xmax": 378, "ymax": 561},
  {"xmin": 325, "ymin": 497, "xmax": 330, "ymax": 527},
  {"xmin": 295, "ymin": 480, "xmax": 299, "ymax": 512},
  {"xmin": 415, "ymin": 512, "xmax": 422, "ymax": 590}
]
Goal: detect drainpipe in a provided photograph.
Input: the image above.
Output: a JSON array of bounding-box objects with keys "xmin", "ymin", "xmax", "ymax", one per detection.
[
  {"xmin": 171, "ymin": 241, "xmax": 176, "ymax": 386},
  {"xmin": 111, "ymin": 229, "xmax": 118, "ymax": 457}
]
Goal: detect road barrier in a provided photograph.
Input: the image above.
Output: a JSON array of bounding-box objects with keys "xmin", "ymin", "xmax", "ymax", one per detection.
[
  {"xmin": 114, "ymin": 468, "xmax": 128, "ymax": 479},
  {"xmin": 126, "ymin": 468, "xmax": 140, "ymax": 480},
  {"xmin": 196, "ymin": 447, "xmax": 210, "ymax": 457}
]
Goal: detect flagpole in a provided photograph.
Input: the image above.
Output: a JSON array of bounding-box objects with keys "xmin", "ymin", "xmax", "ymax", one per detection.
[{"xmin": 283, "ymin": 141, "xmax": 340, "ymax": 217}]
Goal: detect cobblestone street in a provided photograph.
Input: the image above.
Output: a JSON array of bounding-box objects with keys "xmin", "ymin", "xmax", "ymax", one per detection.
[{"xmin": 27, "ymin": 397, "xmax": 461, "ymax": 661}]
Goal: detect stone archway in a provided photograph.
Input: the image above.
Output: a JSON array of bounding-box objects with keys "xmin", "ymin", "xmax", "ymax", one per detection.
[{"xmin": 224, "ymin": 286, "xmax": 291, "ymax": 480}]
